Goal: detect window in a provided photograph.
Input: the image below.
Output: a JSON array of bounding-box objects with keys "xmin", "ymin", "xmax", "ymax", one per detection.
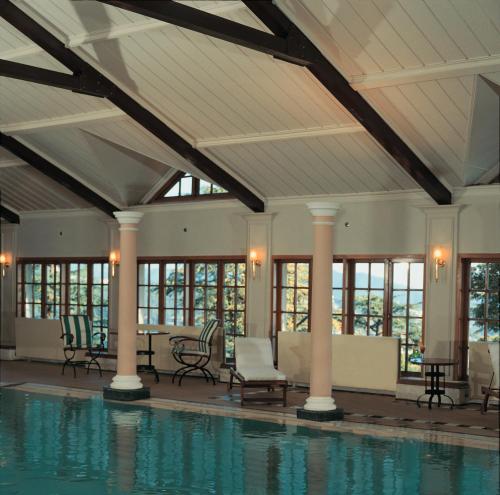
[
  {"xmin": 155, "ymin": 172, "xmax": 229, "ymax": 202},
  {"xmin": 272, "ymin": 256, "xmax": 425, "ymax": 373},
  {"xmin": 17, "ymin": 259, "xmax": 110, "ymax": 346},
  {"xmin": 138, "ymin": 263, "xmax": 160, "ymax": 325},
  {"xmin": 272, "ymin": 260, "xmax": 311, "ymax": 350},
  {"xmin": 137, "ymin": 258, "xmax": 246, "ymax": 362},
  {"xmin": 458, "ymin": 258, "xmax": 500, "ymax": 378}
]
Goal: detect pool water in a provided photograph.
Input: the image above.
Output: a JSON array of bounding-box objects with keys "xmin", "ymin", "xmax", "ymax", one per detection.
[{"xmin": 0, "ymin": 388, "xmax": 498, "ymax": 495}]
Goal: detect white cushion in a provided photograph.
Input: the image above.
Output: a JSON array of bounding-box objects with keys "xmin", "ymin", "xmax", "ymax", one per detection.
[
  {"xmin": 235, "ymin": 337, "xmax": 287, "ymax": 381},
  {"xmin": 488, "ymin": 342, "xmax": 499, "ymax": 388}
]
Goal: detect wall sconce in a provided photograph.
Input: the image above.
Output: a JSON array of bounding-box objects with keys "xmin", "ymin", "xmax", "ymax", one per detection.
[
  {"xmin": 109, "ymin": 250, "xmax": 120, "ymax": 277},
  {"xmin": 249, "ymin": 250, "xmax": 261, "ymax": 279},
  {"xmin": 433, "ymin": 247, "xmax": 445, "ymax": 282},
  {"xmin": 0, "ymin": 253, "xmax": 10, "ymax": 277}
]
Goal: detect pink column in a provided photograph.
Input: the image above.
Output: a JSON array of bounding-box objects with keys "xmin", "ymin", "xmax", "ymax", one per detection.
[
  {"xmin": 304, "ymin": 202, "xmax": 339, "ymax": 412},
  {"xmin": 110, "ymin": 211, "xmax": 143, "ymax": 390}
]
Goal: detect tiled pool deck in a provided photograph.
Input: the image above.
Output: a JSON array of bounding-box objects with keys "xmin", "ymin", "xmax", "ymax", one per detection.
[{"xmin": 1, "ymin": 360, "xmax": 498, "ymax": 450}]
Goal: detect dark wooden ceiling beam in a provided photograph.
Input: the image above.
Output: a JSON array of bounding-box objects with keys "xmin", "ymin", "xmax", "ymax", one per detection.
[
  {"xmin": 97, "ymin": 0, "xmax": 316, "ymax": 66},
  {"xmin": 243, "ymin": 1, "xmax": 452, "ymax": 205},
  {"xmin": 0, "ymin": 59, "xmax": 109, "ymax": 97},
  {"xmin": 0, "ymin": 205, "xmax": 20, "ymax": 224},
  {"xmin": 0, "ymin": 133, "xmax": 119, "ymax": 217},
  {"xmin": 0, "ymin": 0, "xmax": 264, "ymax": 213}
]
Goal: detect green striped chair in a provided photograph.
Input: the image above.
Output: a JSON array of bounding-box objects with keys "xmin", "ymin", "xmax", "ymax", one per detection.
[
  {"xmin": 60, "ymin": 315, "xmax": 106, "ymax": 378},
  {"xmin": 169, "ymin": 319, "xmax": 221, "ymax": 386}
]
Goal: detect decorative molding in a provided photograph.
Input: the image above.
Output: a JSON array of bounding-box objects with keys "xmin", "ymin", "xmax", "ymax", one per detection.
[
  {"xmin": 1, "ymin": 108, "xmax": 126, "ymax": 134},
  {"xmin": 351, "ymin": 55, "xmax": 500, "ymax": 91},
  {"xmin": 307, "ymin": 201, "xmax": 340, "ymax": 217},
  {"xmin": 114, "ymin": 211, "xmax": 143, "ymax": 225},
  {"xmin": 195, "ymin": 124, "xmax": 364, "ymax": 148}
]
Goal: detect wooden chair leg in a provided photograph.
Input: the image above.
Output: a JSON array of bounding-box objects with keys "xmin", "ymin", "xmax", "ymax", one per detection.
[
  {"xmin": 228, "ymin": 372, "xmax": 233, "ymax": 391},
  {"xmin": 481, "ymin": 389, "xmax": 490, "ymax": 414}
]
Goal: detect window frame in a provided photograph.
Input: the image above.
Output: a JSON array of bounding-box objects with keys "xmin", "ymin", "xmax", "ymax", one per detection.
[{"xmin": 456, "ymin": 254, "xmax": 500, "ymax": 379}]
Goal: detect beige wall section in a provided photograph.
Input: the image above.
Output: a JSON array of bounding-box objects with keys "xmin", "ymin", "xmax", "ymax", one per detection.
[
  {"xmin": 278, "ymin": 333, "xmax": 400, "ymax": 393},
  {"xmin": 1, "ymin": 224, "xmax": 18, "ymax": 346}
]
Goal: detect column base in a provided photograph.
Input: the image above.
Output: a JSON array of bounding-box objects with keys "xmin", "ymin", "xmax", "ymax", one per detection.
[
  {"xmin": 296, "ymin": 408, "xmax": 344, "ymax": 422},
  {"xmin": 103, "ymin": 386, "xmax": 150, "ymax": 401}
]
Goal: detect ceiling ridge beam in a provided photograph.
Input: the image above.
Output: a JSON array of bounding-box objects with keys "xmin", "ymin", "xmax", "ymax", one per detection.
[
  {"xmin": 0, "ymin": 204, "xmax": 20, "ymax": 223},
  {"xmin": 195, "ymin": 124, "xmax": 365, "ymax": 148},
  {"xmin": 1, "ymin": 108, "xmax": 126, "ymax": 135},
  {"xmin": 244, "ymin": 1, "xmax": 451, "ymax": 205},
  {"xmin": 97, "ymin": 0, "xmax": 317, "ymax": 66},
  {"xmin": 351, "ymin": 55, "xmax": 500, "ymax": 91},
  {"xmin": 0, "ymin": 0, "xmax": 264, "ymax": 212},
  {"xmin": 0, "ymin": 59, "xmax": 109, "ymax": 96},
  {"xmin": 0, "ymin": 132, "xmax": 119, "ymax": 217}
]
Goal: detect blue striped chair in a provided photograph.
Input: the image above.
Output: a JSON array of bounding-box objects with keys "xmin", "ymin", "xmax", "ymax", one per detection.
[
  {"xmin": 169, "ymin": 319, "xmax": 221, "ymax": 386},
  {"xmin": 60, "ymin": 315, "xmax": 106, "ymax": 378}
]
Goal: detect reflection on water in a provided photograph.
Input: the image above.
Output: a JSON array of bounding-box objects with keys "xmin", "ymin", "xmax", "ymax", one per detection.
[{"xmin": 0, "ymin": 389, "xmax": 497, "ymax": 495}]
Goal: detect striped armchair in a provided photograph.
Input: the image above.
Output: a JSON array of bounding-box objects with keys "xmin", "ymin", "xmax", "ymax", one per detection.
[
  {"xmin": 169, "ymin": 319, "xmax": 221, "ymax": 386},
  {"xmin": 60, "ymin": 315, "xmax": 106, "ymax": 378}
]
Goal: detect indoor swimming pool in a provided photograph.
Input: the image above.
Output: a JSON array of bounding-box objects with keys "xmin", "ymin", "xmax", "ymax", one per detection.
[{"xmin": 0, "ymin": 387, "xmax": 497, "ymax": 495}]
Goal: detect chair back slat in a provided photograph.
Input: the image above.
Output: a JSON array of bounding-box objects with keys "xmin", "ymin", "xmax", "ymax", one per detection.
[
  {"xmin": 61, "ymin": 315, "xmax": 92, "ymax": 348},
  {"xmin": 198, "ymin": 319, "xmax": 220, "ymax": 354}
]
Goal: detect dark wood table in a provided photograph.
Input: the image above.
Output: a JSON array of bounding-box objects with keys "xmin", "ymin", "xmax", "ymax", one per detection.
[
  {"xmin": 409, "ymin": 357, "xmax": 458, "ymax": 409},
  {"xmin": 137, "ymin": 330, "xmax": 169, "ymax": 383}
]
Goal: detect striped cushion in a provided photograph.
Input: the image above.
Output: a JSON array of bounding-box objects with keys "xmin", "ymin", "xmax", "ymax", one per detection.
[
  {"xmin": 60, "ymin": 315, "xmax": 93, "ymax": 348},
  {"xmin": 198, "ymin": 319, "xmax": 220, "ymax": 354}
]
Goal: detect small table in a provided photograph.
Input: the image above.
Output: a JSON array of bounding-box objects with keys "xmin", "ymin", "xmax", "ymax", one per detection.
[
  {"xmin": 410, "ymin": 357, "xmax": 457, "ymax": 409},
  {"xmin": 137, "ymin": 330, "xmax": 169, "ymax": 383}
]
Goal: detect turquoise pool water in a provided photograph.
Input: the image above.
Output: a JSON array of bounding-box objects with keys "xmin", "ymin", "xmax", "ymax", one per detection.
[{"xmin": 0, "ymin": 388, "xmax": 498, "ymax": 495}]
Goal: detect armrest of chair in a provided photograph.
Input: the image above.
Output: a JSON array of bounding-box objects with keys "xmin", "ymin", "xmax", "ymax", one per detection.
[
  {"xmin": 169, "ymin": 335, "xmax": 201, "ymax": 344},
  {"xmin": 92, "ymin": 331, "xmax": 106, "ymax": 347}
]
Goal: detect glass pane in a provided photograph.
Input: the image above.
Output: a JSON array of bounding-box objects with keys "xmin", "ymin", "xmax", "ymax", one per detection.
[
  {"xmin": 93, "ymin": 264, "xmax": 102, "ymax": 284},
  {"xmin": 284, "ymin": 288, "xmax": 296, "ymax": 312},
  {"xmin": 355, "ymin": 263, "xmax": 369, "ymax": 287},
  {"xmin": 33, "ymin": 285, "xmax": 42, "ymax": 303},
  {"xmin": 206, "ymin": 287, "xmax": 217, "ymax": 309},
  {"xmin": 393, "ymin": 263, "xmax": 409, "ymax": 290},
  {"xmin": 408, "ymin": 318, "xmax": 422, "ymax": 345},
  {"xmin": 369, "ymin": 290, "xmax": 384, "ymax": 315},
  {"xmin": 176, "ymin": 287, "xmax": 185, "ymax": 308},
  {"xmin": 138, "ymin": 264, "xmax": 148, "ymax": 285},
  {"xmin": 25, "ymin": 264, "xmax": 34, "ymax": 283},
  {"xmin": 236, "ymin": 288, "xmax": 245, "ymax": 307},
  {"xmin": 281, "ymin": 313, "xmax": 295, "ymax": 332},
  {"xmin": 179, "ymin": 176, "xmax": 192, "ymax": 195},
  {"xmin": 470, "ymin": 262, "xmax": 486, "ymax": 289},
  {"xmin": 92, "ymin": 286, "xmax": 102, "ymax": 304},
  {"xmin": 235, "ymin": 312, "xmax": 245, "ymax": 333},
  {"xmin": 25, "ymin": 285, "xmax": 33, "ymax": 303},
  {"xmin": 138, "ymin": 308, "xmax": 147, "ymax": 324},
  {"xmin": 102, "ymin": 286, "xmax": 108, "ymax": 303},
  {"xmin": 391, "ymin": 317, "xmax": 407, "ymax": 337},
  {"xmin": 34, "ymin": 264, "xmax": 42, "ymax": 283},
  {"xmin": 354, "ymin": 316, "xmax": 368, "ymax": 335},
  {"xmin": 487, "ymin": 292, "xmax": 499, "ymax": 320},
  {"xmin": 224, "ymin": 288, "xmax": 235, "ymax": 310},
  {"xmin": 332, "ymin": 262, "xmax": 343, "ymax": 288},
  {"xmin": 46, "ymin": 285, "xmax": 54, "ymax": 303},
  {"xmin": 225, "ymin": 335, "xmax": 235, "ymax": 359},
  {"xmin": 165, "ymin": 287, "xmax": 175, "ymax": 308},
  {"xmin": 138, "ymin": 286, "xmax": 148, "ymax": 307},
  {"xmin": 79, "ymin": 285, "xmax": 87, "ymax": 305},
  {"xmin": 487, "ymin": 321, "xmax": 499, "ymax": 341},
  {"xmin": 150, "ymin": 264, "xmax": 160, "ymax": 285},
  {"xmin": 165, "ymin": 182, "xmax": 180, "ymax": 197},
  {"xmin": 332, "ymin": 315, "xmax": 342, "ymax": 334},
  {"xmin": 332, "ymin": 289, "xmax": 343, "ymax": 312},
  {"xmin": 236, "ymin": 264, "xmax": 246, "ymax": 286},
  {"xmin": 194, "ymin": 264, "xmax": 206, "ymax": 285},
  {"xmin": 102, "ymin": 263, "xmax": 109, "ymax": 283},
  {"xmin": 149, "ymin": 287, "xmax": 159, "ymax": 308},
  {"xmin": 46, "ymin": 265, "xmax": 55, "ymax": 284},
  {"xmin": 409, "ymin": 291, "xmax": 423, "ymax": 317},
  {"xmin": 69, "ymin": 285, "xmax": 78, "ymax": 304},
  {"xmin": 79, "ymin": 264, "xmax": 87, "ymax": 283},
  {"xmin": 176, "ymin": 310, "xmax": 185, "ymax": 325},
  {"xmin": 194, "ymin": 287, "xmax": 205, "ymax": 308},
  {"xmin": 194, "ymin": 310, "xmax": 205, "ymax": 326},
  {"xmin": 285, "ymin": 263, "xmax": 295, "ymax": 287},
  {"xmin": 296, "ymin": 263, "xmax": 309, "ymax": 287},
  {"xmin": 410, "ymin": 263, "xmax": 424, "ymax": 290},
  {"xmin": 207, "ymin": 264, "xmax": 217, "ymax": 284},
  {"xmin": 370, "ymin": 263, "xmax": 385, "ymax": 289},
  {"xmin": 149, "ymin": 309, "xmax": 159, "ymax": 325},
  {"xmin": 368, "ymin": 317, "xmax": 383, "ymax": 336},
  {"xmin": 165, "ymin": 264, "xmax": 176, "ymax": 285},
  {"xmin": 468, "ymin": 320, "xmax": 485, "ymax": 342},
  {"xmin": 33, "ymin": 304, "xmax": 42, "ymax": 319},
  {"xmin": 296, "ymin": 289, "xmax": 309, "ymax": 312},
  {"xmin": 354, "ymin": 290, "xmax": 368, "ymax": 314},
  {"xmin": 224, "ymin": 263, "xmax": 236, "ymax": 285},
  {"xmin": 165, "ymin": 309, "xmax": 175, "ymax": 325},
  {"xmin": 488, "ymin": 263, "xmax": 500, "ymax": 289},
  {"xmin": 177, "ymin": 264, "xmax": 185, "ymax": 285},
  {"xmin": 469, "ymin": 292, "xmax": 485, "ymax": 319},
  {"xmin": 392, "ymin": 290, "xmax": 407, "ymax": 316},
  {"xmin": 199, "ymin": 179, "xmax": 212, "ymax": 195},
  {"xmin": 296, "ymin": 315, "xmax": 308, "ymax": 332}
]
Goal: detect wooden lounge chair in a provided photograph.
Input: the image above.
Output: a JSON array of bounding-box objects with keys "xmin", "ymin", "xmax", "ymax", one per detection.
[
  {"xmin": 169, "ymin": 319, "xmax": 220, "ymax": 386},
  {"xmin": 60, "ymin": 315, "xmax": 105, "ymax": 378},
  {"xmin": 481, "ymin": 342, "xmax": 499, "ymax": 413},
  {"xmin": 229, "ymin": 337, "xmax": 288, "ymax": 406}
]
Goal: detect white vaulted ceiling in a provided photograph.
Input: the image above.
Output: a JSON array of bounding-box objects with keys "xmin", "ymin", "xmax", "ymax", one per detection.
[{"xmin": 0, "ymin": 0, "xmax": 498, "ymax": 214}]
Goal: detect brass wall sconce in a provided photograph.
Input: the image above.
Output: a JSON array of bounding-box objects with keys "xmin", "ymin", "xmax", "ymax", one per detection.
[
  {"xmin": 0, "ymin": 253, "xmax": 10, "ymax": 277},
  {"xmin": 249, "ymin": 250, "xmax": 261, "ymax": 279},
  {"xmin": 109, "ymin": 250, "xmax": 120, "ymax": 277},
  {"xmin": 433, "ymin": 247, "xmax": 445, "ymax": 282}
]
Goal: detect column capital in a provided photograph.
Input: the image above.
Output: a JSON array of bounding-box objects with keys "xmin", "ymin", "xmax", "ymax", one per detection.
[
  {"xmin": 114, "ymin": 211, "xmax": 144, "ymax": 228},
  {"xmin": 307, "ymin": 202, "xmax": 340, "ymax": 218}
]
